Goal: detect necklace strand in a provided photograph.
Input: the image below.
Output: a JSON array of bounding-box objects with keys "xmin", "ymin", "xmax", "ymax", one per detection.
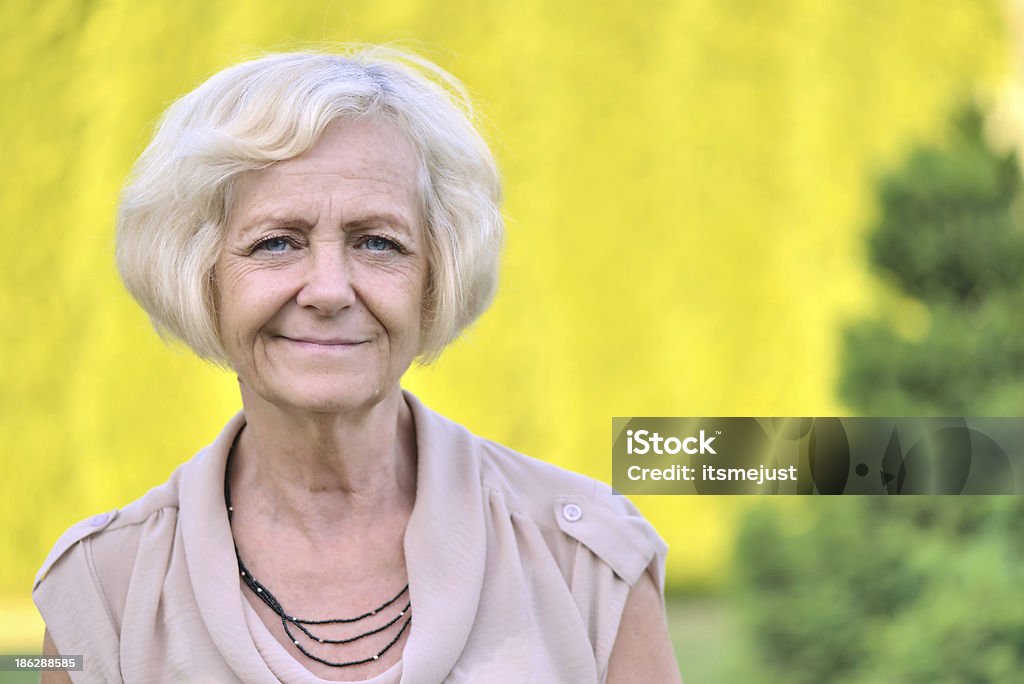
[{"xmin": 225, "ymin": 452, "xmax": 411, "ymax": 668}]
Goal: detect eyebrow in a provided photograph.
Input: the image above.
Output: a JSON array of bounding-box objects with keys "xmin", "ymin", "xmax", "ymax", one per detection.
[
  {"xmin": 343, "ymin": 212, "xmax": 414, "ymax": 234},
  {"xmin": 236, "ymin": 210, "xmax": 416, "ymax": 240},
  {"xmin": 235, "ymin": 213, "xmax": 313, "ymax": 238}
]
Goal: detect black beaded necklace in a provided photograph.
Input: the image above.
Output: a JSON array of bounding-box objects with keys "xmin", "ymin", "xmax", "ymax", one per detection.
[{"xmin": 224, "ymin": 446, "xmax": 412, "ymax": 668}]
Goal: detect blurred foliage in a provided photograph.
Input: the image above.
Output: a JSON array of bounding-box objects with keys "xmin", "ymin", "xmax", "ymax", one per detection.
[
  {"xmin": 733, "ymin": 102, "xmax": 1024, "ymax": 682},
  {"xmin": 842, "ymin": 105, "xmax": 1024, "ymax": 414},
  {"xmin": 735, "ymin": 497, "xmax": 1024, "ymax": 684},
  {"xmin": 0, "ymin": 0, "xmax": 1009, "ymax": 650}
]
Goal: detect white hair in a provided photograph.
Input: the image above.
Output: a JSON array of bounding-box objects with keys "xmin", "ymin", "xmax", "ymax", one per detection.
[{"xmin": 116, "ymin": 46, "xmax": 503, "ymax": 364}]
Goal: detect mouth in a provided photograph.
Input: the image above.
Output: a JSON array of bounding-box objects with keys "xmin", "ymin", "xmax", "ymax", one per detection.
[{"xmin": 278, "ymin": 336, "xmax": 369, "ymax": 349}]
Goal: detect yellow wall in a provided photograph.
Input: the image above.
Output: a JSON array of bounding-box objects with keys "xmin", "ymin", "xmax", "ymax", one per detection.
[{"xmin": 0, "ymin": 0, "xmax": 1007, "ymax": 647}]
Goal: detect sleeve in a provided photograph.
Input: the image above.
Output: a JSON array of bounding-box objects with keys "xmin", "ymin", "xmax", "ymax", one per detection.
[
  {"xmin": 33, "ymin": 513, "xmax": 124, "ymax": 684},
  {"xmin": 552, "ymin": 490, "xmax": 668, "ymax": 682}
]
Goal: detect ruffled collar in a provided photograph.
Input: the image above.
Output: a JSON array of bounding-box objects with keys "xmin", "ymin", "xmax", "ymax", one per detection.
[{"xmin": 177, "ymin": 390, "xmax": 488, "ymax": 684}]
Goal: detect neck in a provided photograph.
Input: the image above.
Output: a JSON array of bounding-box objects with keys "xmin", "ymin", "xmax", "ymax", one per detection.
[{"xmin": 229, "ymin": 383, "xmax": 418, "ymax": 536}]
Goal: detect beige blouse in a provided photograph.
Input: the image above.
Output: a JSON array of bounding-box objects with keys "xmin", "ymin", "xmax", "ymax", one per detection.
[{"xmin": 34, "ymin": 391, "xmax": 667, "ymax": 683}]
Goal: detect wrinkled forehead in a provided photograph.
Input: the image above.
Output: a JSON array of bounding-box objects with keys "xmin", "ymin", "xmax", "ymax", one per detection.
[{"xmin": 224, "ymin": 117, "xmax": 429, "ymax": 235}]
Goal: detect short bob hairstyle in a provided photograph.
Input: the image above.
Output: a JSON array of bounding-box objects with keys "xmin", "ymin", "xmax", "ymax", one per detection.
[{"xmin": 116, "ymin": 46, "xmax": 503, "ymax": 364}]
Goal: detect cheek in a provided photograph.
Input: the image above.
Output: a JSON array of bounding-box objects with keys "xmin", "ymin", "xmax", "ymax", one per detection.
[
  {"xmin": 393, "ymin": 267, "xmax": 428, "ymax": 333},
  {"xmin": 215, "ymin": 263, "xmax": 287, "ymax": 346},
  {"xmin": 359, "ymin": 259, "xmax": 427, "ymax": 324}
]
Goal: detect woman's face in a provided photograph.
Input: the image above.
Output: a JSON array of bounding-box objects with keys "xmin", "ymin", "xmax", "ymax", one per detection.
[{"xmin": 214, "ymin": 118, "xmax": 428, "ymax": 414}]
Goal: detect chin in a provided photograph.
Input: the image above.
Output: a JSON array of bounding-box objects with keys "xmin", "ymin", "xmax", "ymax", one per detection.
[{"xmin": 271, "ymin": 378, "xmax": 394, "ymax": 415}]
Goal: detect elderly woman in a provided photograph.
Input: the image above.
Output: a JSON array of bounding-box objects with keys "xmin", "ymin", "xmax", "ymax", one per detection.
[{"xmin": 34, "ymin": 48, "xmax": 678, "ymax": 683}]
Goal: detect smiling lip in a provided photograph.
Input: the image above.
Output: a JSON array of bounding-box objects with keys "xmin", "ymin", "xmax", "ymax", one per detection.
[{"xmin": 280, "ymin": 336, "xmax": 369, "ymax": 347}]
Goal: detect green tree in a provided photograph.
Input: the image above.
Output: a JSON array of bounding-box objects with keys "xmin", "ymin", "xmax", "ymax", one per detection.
[
  {"xmin": 734, "ymin": 497, "xmax": 1024, "ymax": 684},
  {"xmin": 842, "ymin": 105, "xmax": 1024, "ymax": 415},
  {"xmin": 733, "ymin": 106, "xmax": 1024, "ymax": 683}
]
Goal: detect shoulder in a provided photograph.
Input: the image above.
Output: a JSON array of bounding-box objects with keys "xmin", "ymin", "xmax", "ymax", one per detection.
[
  {"xmin": 34, "ymin": 412, "xmax": 242, "ymax": 604},
  {"xmin": 32, "ymin": 457, "xmax": 191, "ymax": 668},
  {"xmin": 34, "ymin": 471, "xmax": 183, "ymax": 594},
  {"xmin": 414, "ymin": 403, "xmax": 670, "ymax": 681},
  {"xmin": 407, "ymin": 391, "xmax": 666, "ymax": 590},
  {"xmin": 476, "ymin": 433, "xmax": 667, "ymax": 589}
]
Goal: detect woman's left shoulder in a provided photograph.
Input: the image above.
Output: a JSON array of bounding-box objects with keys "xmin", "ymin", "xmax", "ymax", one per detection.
[
  {"xmin": 406, "ymin": 392, "xmax": 666, "ymax": 587},
  {"xmin": 474, "ymin": 434, "xmax": 668, "ymax": 589},
  {"xmin": 470, "ymin": 432, "xmax": 670, "ymax": 679}
]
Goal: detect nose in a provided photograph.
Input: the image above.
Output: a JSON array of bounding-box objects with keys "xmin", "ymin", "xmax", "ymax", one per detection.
[{"xmin": 295, "ymin": 242, "xmax": 356, "ymax": 316}]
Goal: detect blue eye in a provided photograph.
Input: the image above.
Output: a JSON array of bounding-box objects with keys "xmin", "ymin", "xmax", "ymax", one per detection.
[
  {"xmin": 256, "ymin": 237, "xmax": 291, "ymax": 252},
  {"xmin": 364, "ymin": 236, "xmax": 396, "ymax": 252}
]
